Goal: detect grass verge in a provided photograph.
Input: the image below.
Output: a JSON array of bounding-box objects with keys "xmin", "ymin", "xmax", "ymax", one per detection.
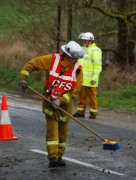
[
  {"xmin": 0, "ymin": 84, "xmax": 136, "ymax": 113},
  {"xmin": 98, "ymin": 86, "xmax": 136, "ymax": 112}
]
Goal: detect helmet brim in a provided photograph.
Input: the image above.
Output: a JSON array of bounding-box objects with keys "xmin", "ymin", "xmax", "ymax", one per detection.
[
  {"xmin": 61, "ymin": 44, "xmax": 85, "ymax": 59},
  {"xmin": 81, "ymin": 37, "xmax": 94, "ymax": 40},
  {"xmin": 61, "ymin": 45, "xmax": 72, "ymax": 58}
]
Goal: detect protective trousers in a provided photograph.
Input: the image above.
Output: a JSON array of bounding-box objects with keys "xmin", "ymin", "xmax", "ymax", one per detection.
[
  {"xmin": 76, "ymin": 86, "xmax": 98, "ymax": 115},
  {"xmin": 42, "ymin": 88, "xmax": 73, "ymax": 160},
  {"xmin": 46, "ymin": 115, "xmax": 68, "ymax": 160}
]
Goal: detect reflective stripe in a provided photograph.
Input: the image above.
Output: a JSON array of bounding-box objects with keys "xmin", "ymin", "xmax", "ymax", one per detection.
[
  {"xmin": 78, "ymin": 43, "xmax": 102, "ymax": 87},
  {"xmin": 77, "ymin": 107, "xmax": 85, "ymax": 111},
  {"xmin": 52, "ymin": 54, "xmax": 60, "ymax": 71},
  {"xmin": 51, "ymin": 94, "xmax": 58, "ymax": 99},
  {"xmin": 20, "ymin": 70, "xmax": 30, "ymax": 77},
  {"xmin": 59, "ymin": 142, "xmax": 66, "ymax": 147},
  {"xmin": 60, "ymin": 116, "xmax": 68, "ymax": 122},
  {"xmin": 43, "ymin": 108, "xmax": 53, "ymax": 116},
  {"xmin": 83, "ymin": 73, "xmax": 93, "ymax": 78},
  {"xmin": 47, "ymin": 141, "xmax": 58, "ymax": 146},
  {"xmin": 91, "ymin": 49, "xmax": 101, "ymax": 52},
  {"xmin": 62, "ymin": 94, "xmax": 70, "ymax": 103},
  {"xmin": 50, "ymin": 55, "xmax": 80, "ymax": 82},
  {"xmin": 50, "ymin": 71, "xmax": 60, "ymax": 77},
  {"xmin": 84, "ymin": 57, "xmax": 92, "ymax": 61},
  {"xmin": 0, "ymin": 111, "xmax": 11, "ymax": 124},
  {"xmin": 83, "ymin": 52, "xmax": 92, "ymax": 61},
  {"xmin": 90, "ymin": 108, "xmax": 97, "ymax": 112},
  {"xmin": 93, "ymin": 59, "xmax": 101, "ymax": 63},
  {"xmin": 50, "ymin": 71, "xmax": 77, "ymax": 81},
  {"xmin": 93, "ymin": 72, "xmax": 100, "ymax": 76},
  {"xmin": 72, "ymin": 62, "xmax": 81, "ymax": 80}
]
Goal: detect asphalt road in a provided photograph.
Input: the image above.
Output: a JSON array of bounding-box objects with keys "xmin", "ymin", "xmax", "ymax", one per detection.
[{"xmin": 0, "ymin": 93, "xmax": 136, "ymax": 180}]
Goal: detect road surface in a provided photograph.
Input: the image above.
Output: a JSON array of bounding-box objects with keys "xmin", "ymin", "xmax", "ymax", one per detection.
[{"xmin": 0, "ymin": 92, "xmax": 136, "ymax": 180}]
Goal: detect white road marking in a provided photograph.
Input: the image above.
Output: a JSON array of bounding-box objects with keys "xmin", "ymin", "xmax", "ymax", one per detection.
[{"xmin": 31, "ymin": 149, "xmax": 124, "ymax": 176}]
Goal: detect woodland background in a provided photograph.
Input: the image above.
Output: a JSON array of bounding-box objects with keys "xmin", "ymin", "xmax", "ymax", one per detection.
[{"xmin": 0, "ymin": 0, "xmax": 136, "ymax": 112}]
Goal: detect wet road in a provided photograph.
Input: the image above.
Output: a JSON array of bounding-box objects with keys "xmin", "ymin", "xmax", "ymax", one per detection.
[
  {"xmin": 0, "ymin": 93, "xmax": 136, "ymax": 179},
  {"xmin": 0, "ymin": 105, "xmax": 136, "ymax": 180}
]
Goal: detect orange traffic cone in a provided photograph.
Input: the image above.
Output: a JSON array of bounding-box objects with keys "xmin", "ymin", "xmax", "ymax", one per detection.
[{"xmin": 0, "ymin": 96, "xmax": 19, "ymax": 140}]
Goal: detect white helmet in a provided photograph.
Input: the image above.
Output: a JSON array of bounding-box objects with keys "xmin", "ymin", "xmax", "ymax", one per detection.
[
  {"xmin": 78, "ymin": 32, "xmax": 94, "ymax": 40},
  {"xmin": 61, "ymin": 41, "xmax": 84, "ymax": 59}
]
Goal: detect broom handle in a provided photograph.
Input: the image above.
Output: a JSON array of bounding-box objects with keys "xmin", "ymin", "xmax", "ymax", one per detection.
[{"xmin": 27, "ymin": 86, "xmax": 105, "ymax": 142}]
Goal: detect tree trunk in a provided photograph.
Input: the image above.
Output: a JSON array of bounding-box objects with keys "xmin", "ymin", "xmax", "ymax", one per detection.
[
  {"xmin": 60, "ymin": 4, "xmax": 68, "ymax": 45},
  {"xmin": 67, "ymin": 3, "xmax": 72, "ymax": 41},
  {"xmin": 117, "ymin": 19, "xmax": 128, "ymax": 66},
  {"xmin": 56, "ymin": 5, "xmax": 61, "ymax": 52},
  {"xmin": 57, "ymin": 1, "xmax": 72, "ymax": 51},
  {"xmin": 127, "ymin": 25, "xmax": 136, "ymax": 65}
]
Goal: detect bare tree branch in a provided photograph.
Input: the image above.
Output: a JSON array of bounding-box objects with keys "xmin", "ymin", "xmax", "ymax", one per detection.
[
  {"xmin": 92, "ymin": 4, "xmax": 125, "ymax": 20},
  {"xmin": 92, "ymin": 4, "xmax": 136, "ymax": 23},
  {"xmin": 98, "ymin": 31, "xmax": 118, "ymax": 37}
]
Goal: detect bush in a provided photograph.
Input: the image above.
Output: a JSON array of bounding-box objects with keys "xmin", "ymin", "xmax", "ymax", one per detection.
[{"xmin": 99, "ymin": 63, "xmax": 136, "ymax": 92}]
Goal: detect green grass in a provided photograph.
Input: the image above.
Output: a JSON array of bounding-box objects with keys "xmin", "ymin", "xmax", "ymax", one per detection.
[
  {"xmin": 0, "ymin": 87, "xmax": 17, "ymax": 94},
  {"xmin": 0, "ymin": 0, "xmax": 17, "ymax": 37},
  {"xmin": 98, "ymin": 86, "xmax": 136, "ymax": 112},
  {"xmin": 0, "ymin": 78, "xmax": 136, "ymax": 113}
]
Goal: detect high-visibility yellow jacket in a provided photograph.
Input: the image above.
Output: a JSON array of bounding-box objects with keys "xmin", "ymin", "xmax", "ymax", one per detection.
[
  {"xmin": 19, "ymin": 54, "xmax": 83, "ymax": 121},
  {"xmin": 78, "ymin": 43, "xmax": 102, "ymax": 87}
]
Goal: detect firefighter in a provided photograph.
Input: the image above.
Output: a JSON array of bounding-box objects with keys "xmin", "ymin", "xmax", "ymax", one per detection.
[
  {"xmin": 19, "ymin": 41, "xmax": 84, "ymax": 167},
  {"xmin": 73, "ymin": 32, "xmax": 102, "ymax": 119}
]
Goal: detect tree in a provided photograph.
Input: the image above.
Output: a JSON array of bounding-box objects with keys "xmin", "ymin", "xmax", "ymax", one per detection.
[
  {"xmin": 91, "ymin": 0, "xmax": 136, "ymax": 66},
  {"xmin": 13, "ymin": 0, "xmax": 136, "ymax": 66},
  {"xmin": 69, "ymin": 0, "xmax": 136, "ymax": 66},
  {"xmin": 13, "ymin": 0, "xmax": 73, "ymax": 54}
]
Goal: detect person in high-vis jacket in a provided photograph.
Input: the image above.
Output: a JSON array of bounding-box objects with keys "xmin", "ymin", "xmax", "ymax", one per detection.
[
  {"xmin": 19, "ymin": 41, "xmax": 84, "ymax": 168},
  {"xmin": 73, "ymin": 32, "xmax": 102, "ymax": 119}
]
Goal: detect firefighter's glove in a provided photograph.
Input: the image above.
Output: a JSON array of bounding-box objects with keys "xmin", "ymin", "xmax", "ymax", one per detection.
[
  {"xmin": 90, "ymin": 80, "xmax": 96, "ymax": 85},
  {"xmin": 19, "ymin": 80, "xmax": 28, "ymax": 89},
  {"xmin": 52, "ymin": 99, "xmax": 60, "ymax": 109}
]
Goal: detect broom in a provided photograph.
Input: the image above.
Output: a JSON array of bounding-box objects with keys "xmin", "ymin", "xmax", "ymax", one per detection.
[{"xmin": 27, "ymin": 86, "xmax": 120, "ymax": 151}]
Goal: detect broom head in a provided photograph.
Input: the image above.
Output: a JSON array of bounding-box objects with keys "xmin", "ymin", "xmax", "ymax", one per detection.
[{"xmin": 103, "ymin": 139, "xmax": 120, "ymax": 151}]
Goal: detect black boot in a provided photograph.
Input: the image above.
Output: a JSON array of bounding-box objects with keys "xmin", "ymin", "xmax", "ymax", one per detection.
[
  {"xmin": 89, "ymin": 113, "xmax": 96, "ymax": 119},
  {"xmin": 49, "ymin": 157, "xmax": 58, "ymax": 167},
  {"xmin": 57, "ymin": 157, "xmax": 66, "ymax": 166},
  {"xmin": 73, "ymin": 113, "xmax": 84, "ymax": 118}
]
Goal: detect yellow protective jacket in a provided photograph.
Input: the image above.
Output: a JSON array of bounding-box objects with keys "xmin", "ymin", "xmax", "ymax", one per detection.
[
  {"xmin": 78, "ymin": 43, "xmax": 102, "ymax": 87},
  {"xmin": 19, "ymin": 54, "xmax": 83, "ymax": 121}
]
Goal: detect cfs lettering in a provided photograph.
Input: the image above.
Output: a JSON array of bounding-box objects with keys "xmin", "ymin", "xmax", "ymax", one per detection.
[{"xmin": 53, "ymin": 80, "xmax": 72, "ymax": 90}]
